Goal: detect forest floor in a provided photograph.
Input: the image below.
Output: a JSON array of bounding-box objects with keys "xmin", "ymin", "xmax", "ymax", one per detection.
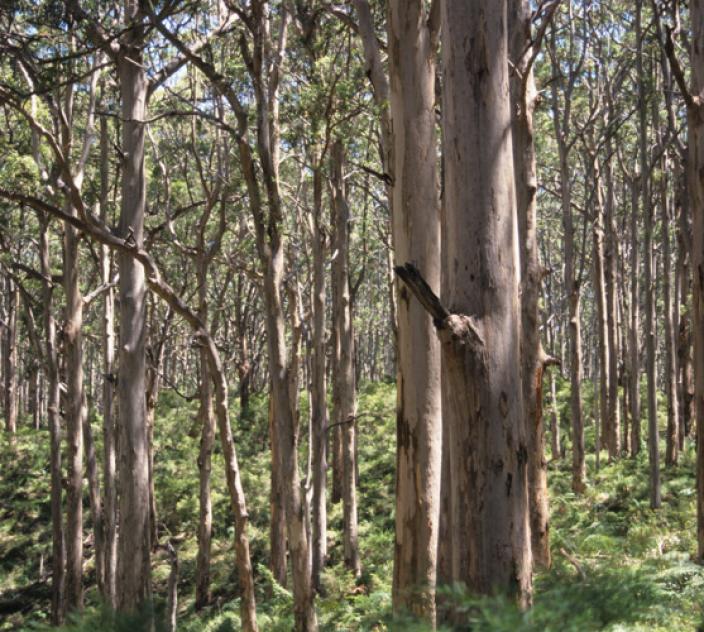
[{"xmin": 0, "ymin": 381, "xmax": 703, "ymax": 631}]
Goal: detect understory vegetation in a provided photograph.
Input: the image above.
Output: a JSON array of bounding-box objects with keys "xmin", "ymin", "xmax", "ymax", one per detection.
[{"xmin": 1, "ymin": 381, "xmax": 702, "ymax": 631}]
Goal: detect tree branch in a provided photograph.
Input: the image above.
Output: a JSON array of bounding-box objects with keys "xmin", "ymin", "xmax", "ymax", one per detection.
[{"xmin": 394, "ymin": 262, "xmax": 449, "ymax": 323}]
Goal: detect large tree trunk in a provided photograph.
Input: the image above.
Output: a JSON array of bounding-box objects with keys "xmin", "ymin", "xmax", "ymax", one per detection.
[
  {"xmin": 116, "ymin": 3, "xmax": 151, "ymax": 607},
  {"xmin": 508, "ymin": 0, "xmax": 551, "ymax": 570},
  {"xmin": 330, "ymin": 141, "xmax": 361, "ymax": 577},
  {"xmin": 438, "ymin": 0, "xmax": 531, "ymax": 606},
  {"xmin": 63, "ymin": 200, "xmax": 85, "ymax": 615},
  {"xmin": 387, "ymin": 1, "xmax": 442, "ymax": 624}
]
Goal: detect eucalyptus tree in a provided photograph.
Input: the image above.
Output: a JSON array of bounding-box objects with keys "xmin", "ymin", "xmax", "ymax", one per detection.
[
  {"xmin": 435, "ymin": 0, "xmax": 531, "ymax": 606},
  {"xmin": 387, "ymin": 1, "xmax": 442, "ymax": 624},
  {"xmin": 547, "ymin": 4, "xmax": 588, "ymax": 492}
]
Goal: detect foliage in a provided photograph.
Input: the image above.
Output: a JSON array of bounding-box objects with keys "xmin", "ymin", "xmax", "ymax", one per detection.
[{"xmin": 1, "ymin": 383, "xmax": 703, "ymax": 630}]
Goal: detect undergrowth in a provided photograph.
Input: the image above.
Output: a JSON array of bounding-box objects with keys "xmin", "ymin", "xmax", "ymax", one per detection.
[{"xmin": 1, "ymin": 380, "xmax": 702, "ymax": 630}]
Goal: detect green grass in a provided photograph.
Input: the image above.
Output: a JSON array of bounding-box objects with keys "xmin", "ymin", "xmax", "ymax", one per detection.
[{"xmin": 1, "ymin": 382, "xmax": 703, "ymax": 630}]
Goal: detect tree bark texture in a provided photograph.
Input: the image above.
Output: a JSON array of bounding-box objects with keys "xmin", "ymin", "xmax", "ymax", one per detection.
[
  {"xmin": 440, "ymin": 0, "xmax": 532, "ymax": 606},
  {"xmin": 388, "ymin": 0, "xmax": 442, "ymax": 624}
]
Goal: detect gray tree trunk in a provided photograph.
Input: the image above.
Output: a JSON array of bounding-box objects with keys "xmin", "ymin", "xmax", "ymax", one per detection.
[
  {"xmin": 116, "ymin": 1, "xmax": 151, "ymax": 607},
  {"xmin": 330, "ymin": 141, "xmax": 361, "ymax": 577},
  {"xmin": 439, "ymin": 0, "xmax": 532, "ymax": 606},
  {"xmin": 387, "ymin": 1, "xmax": 442, "ymax": 624}
]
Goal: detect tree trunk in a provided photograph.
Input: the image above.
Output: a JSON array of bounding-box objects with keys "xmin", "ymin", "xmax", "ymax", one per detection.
[
  {"xmin": 509, "ymin": 0, "xmax": 551, "ymax": 570},
  {"xmin": 3, "ymin": 276, "xmax": 18, "ymax": 434},
  {"xmin": 688, "ymin": 0, "xmax": 704, "ymax": 561},
  {"xmin": 628, "ymin": 177, "xmax": 642, "ymax": 456},
  {"xmin": 83, "ymin": 397, "xmax": 104, "ymax": 596},
  {"xmin": 63, "ymin": 200, "xmax": 85, "ymax": 614},
  {"xmin": 203, "ymin": 335, "xmax": 258, "ymax": 631},
  {"xmin": 439, "ymin": 0, "xmax": 531, "ymax": 606},
  {"xmin": 99, "ymin": 112, "xmax": 117, "ymax": 607},
  {"xmin": 588, "ymin": 153, "xmax": 611, "ymax": 464},
  {"xmin": 268, "ymin": 386, "xmax": 287, "ymax": 587},
  {"xmin": 196, "ymin": 262, "xmax": 215, "ymax": 609},
  {"xmin": 604, "ymin": 139, "xmax": 621, "ymax": 458},
  {"xmin": 116, "ymin": 5, "xmax": 151, "ymax": 607},
  {"xmin": 637, "ymin": 0, "xmax": 660, "ymax": 509},
  {"xmin": 310, "ymin": 163, "xmax": 328, "ymax": 592},
  {"xmin": 550, "ymin": 28, "xmax": 585, "ymax": 492},
  {"xmin": 330, "ymin": 141, "xmax": 361, "ymax": 577},
  {"xmin": 662, "ymin": 156, "xmax": 680, "ymax": 466},
  {"xmin": 40, "ymin": 217, "xmax": 65, "ymax": 625},
  {"xmin": 388, "ymin": 1, "xmax": 442, "ymax": 624}
]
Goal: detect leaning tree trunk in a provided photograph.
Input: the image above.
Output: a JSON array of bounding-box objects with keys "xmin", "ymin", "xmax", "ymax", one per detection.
[
  {"xmin": 508, "ymin": 0, "xmax": 552, "ymax": 570},
  {"xmin": 435, "ymin": 0, "xmax": 532, "ymax": 606},
  {"xmin": 387, "ymin": 1, "xmax": 442, "ymax": 624},
  {"xmin": 195, "ymin": 263, "xmax": 216, "ymax": 609}
]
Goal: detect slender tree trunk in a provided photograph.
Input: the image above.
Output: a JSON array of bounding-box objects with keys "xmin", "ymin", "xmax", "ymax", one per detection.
[
  {"xmin": 310, "ymin": 163, "xmax": 328, "ymax": 592},
  {"xmin": 83, "ymin": 397, "xmax": 104, "ymax": 596},
  {"xmin": 204, "ymin": 335, "xmax": 258, "ymax": 631},
  {"xmin": 662, "ymin": 157, "xmax": 680, "ymax": 466},
  {"xmin": 604, "ymin": 140, "xmax": 621, "ymax": 458},
  {"xmin": 629, "ymin": 177, "xmax": 642, "ymax": 456},
  {"xmin": 196, "ymin": 262, "xmax": 215, "ymax": 609},
  {"xmin": 388, "ymin": 1, "xmax": 442, "ymax": 624},
  {"xmin": 688, "ymin": 0, "xmax": 704, "ymax": 560},
  {"xmin": 637, "ymin": 0, "xmax": 660, "ymax": 509},
  {"xmin": 509, "ymin": 0, "xmax": 551, "ymax": 570},
  {"xmin": 550, "ymin": 31, "xmax": 585, "ymax": 492},
  {"xmin": 589, "ymin": 154, "xmax": 611, "ymax": 464},
  {"xmin": 41, "ymin": 217, "xmax": 65, "ymax": 625},
  {"xmin": 438, "ymin": 0, "xmax": 531, "ymax": 606},
  {"xmin": 3, "ymin": 277, "xmax": 18, "ymax": 434},
  {"xmin": 63, "ymin": 200, "xmax": 85, "ymax": 614},
  {"xmin": 268, "ymin": 386, "xmax": 287, "ymax": 586},
  {"xmin": 549, "ymin": 372, "xmax": 560, "ymax": 460},
  {"xmin": 99, "ymin": 112, "xmax": 117, "ymax": 607},
  {"xmin": 330, "ymin": 141, "xmax": 361, "ymax": 577}
]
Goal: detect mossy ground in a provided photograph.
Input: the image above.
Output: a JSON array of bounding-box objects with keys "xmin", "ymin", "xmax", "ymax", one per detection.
[{"xmin": 1, "ymin": 380, "xmax": 702, "ymax": 630}]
